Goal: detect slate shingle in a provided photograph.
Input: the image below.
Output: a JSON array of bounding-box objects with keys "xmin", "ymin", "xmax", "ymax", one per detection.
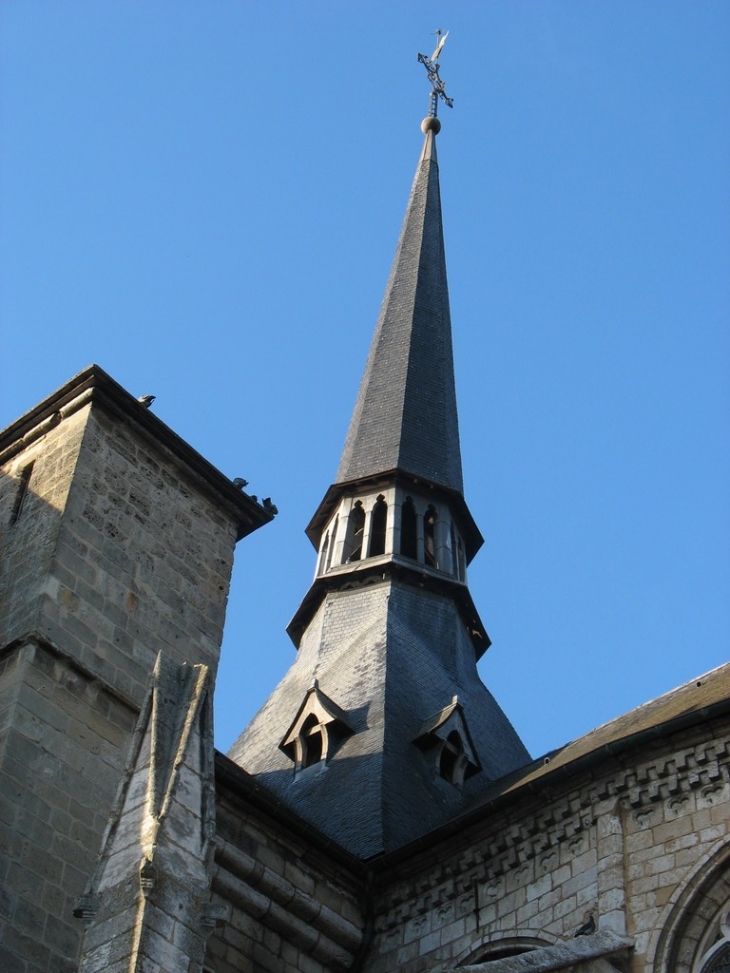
[{"xmin": 336, "ymin": 132, "xmax": 463, "ymax": 493}]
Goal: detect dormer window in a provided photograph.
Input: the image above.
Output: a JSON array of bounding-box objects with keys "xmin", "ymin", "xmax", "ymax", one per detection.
[
  {"xmin": 280, "ymin": 683, "xmax": 353, "ymax": 775},
  {"xmin": 299, "ymin": 715, "xmax": 323, "ymax": 769},
  {"xmin": 413, "ymin": 696, "xmax": 480, "ymax": 787},
  {"xmin": 439, "ymin": 730, "xmax": 468, "ymax": 786}
]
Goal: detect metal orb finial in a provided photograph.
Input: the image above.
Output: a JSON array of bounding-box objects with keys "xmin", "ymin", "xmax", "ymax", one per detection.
[{"xmin": 418, "ymin": 29, "xmax": 454, "ymax": 120}]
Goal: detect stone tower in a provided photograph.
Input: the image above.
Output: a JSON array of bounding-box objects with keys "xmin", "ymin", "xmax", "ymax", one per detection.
[
  {"xmin": 0, "ymin": 365, "xmax": 270, "ymax": 973},
  {"xmin": 229, "ymin": 117, "xmax": 530, "ymax": 859}
]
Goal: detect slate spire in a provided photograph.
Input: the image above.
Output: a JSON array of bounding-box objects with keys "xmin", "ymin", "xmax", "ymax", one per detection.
[
  {"xmin": 337, "ymin": 118, "xmax": 463, "ymax": 494},
  {"xmin": 230, "ymin": 112, "xmax": 530, "ymax": 860}
]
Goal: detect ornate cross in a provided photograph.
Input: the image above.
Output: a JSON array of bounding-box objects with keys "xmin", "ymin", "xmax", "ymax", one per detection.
[{"xmin": 418, "ymin": 29, "xmax": 454, "ymax": 116}]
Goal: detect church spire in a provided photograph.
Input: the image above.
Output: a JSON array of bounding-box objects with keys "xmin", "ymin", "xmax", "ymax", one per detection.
[
  {"xmin": 230, "ymin": 45, "xmax": 529, "ymax": 859},
  {"xmin": 336, "ymin": 115, "xmax": 463, "ymax": 494}
]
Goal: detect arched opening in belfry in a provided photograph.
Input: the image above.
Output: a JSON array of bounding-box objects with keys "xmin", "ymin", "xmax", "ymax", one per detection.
[
  {"xmin": 457, "ymin": 537, "xmax": 466, "ymax": 581},
  {"xmin": 424, "ymin": 504, "xmax": 437, "ymax": 567},
  {"xmin": 318, "ymin": 531, "xmax": 330, "ymax": 575},
  {"xmin": 368, "ymin": 495, "xmax": 387, "ymax": 557},
  {"xmin": 400, "ymin": 496, "xmax": 418, "ymax": 560},
  {"xmin": 342, "ymin": 502, "xmax": 365, "ymax": 563},
  {"xmin": 325, "ymin": 518, "xmax": 338, "ymax": 571}
]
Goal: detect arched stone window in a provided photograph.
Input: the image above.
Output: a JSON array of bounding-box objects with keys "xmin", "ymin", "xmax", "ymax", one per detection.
[
  {"xmin": 461, "ymin": 939, "xmax": 548, "ymax": 965},
  {"xmin": 703, "ymin": 942, "xmax": 730, "ymax": 973},
  {"xmin": 424, "ymin": 504, "xmax": 437, "ymax": 568},
  {"xmin": 652, "ymin": 841, "xmax": 730, "ymax": 973},
  {"xmin": 368, "ymin": 495, "xmax": 387, "ymax": 557},
  {"xmin": 342, "ymin": 502, "xmax": 365, "ymax": 563},
  {"xmin": 400, "ymin": 496, "xmax": 418, "ymax": 560}
]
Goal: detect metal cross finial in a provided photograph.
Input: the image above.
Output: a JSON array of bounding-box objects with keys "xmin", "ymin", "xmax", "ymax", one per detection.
[{"xmin": 418, "ymin": 29, "xmax": 454, "ymax": 116}]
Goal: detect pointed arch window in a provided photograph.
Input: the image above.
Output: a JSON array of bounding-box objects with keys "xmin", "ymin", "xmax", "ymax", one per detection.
[
  {"xmin": 342, "ymin": 502, "xmax": 365, "ymax": 563},
  {"xmin": 368, "ymin": 495, "xmax": 387, "ymax": 557},
  {"xmin": 439, "ymin": 730, "xmax": 468, "ymax": 786},
  {"xmin": 704, "ymin": 944, "xmax": 730, "ymax": 973},
  {"xmin": 317, "ymin": 531, "xmax": 330, "ymax": 575},
  {"xmin": 299, "ymin": 715, "xmax": 323, "ymax": 769},
  {"xmin": 424, "ymin": 504, "xmax": 437, "ymax": 568},
  {"xmin": 457, "ymin": 537, "xmax": 466, "ymax": 581},
  {"xmin": 400, "ymin": 496, "xmax": 418, "ymax": 560},
  {"xmin": 325, "ymin": 517, "xmax": 338, "ymax": 571}
]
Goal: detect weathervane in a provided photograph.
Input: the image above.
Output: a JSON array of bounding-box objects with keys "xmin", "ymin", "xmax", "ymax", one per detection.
[{"xmin": 418, "ymin": 29, "xmax": 454, "ymax": 117}]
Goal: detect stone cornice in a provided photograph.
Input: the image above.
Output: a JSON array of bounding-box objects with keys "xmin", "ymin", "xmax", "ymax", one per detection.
[{"xmin": 0, "ymin": 364, "xmax": 272, "ymax": 541}]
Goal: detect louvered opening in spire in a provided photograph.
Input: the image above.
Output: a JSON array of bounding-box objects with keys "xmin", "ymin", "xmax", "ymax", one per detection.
[{"xmin": 336, "ymin": 126, "xmax": 464, "ymax": 495}]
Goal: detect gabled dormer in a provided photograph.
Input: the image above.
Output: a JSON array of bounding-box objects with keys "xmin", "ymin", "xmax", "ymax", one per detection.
[
  {"xmin": 280, "ymin": 682, "xmax": 353, "ymax": 775},
  {"xmin": 414, "ymin": 696, "xmax": 481, "ymax": 787}
]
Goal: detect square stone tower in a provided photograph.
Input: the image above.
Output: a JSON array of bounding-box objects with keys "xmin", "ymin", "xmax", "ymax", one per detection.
[{"xmin": 0, "ymin": 365, "xmax": 270, "ymax": 973}]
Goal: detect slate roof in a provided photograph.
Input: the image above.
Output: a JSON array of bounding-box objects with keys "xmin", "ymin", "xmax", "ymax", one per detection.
[
  {"xmin": 336, "ymin": 128, "xmax": 464, "ymax": 493},
  {"xmin": 229, "ymin": 580, "xmax": 529, "ymax": 859}
]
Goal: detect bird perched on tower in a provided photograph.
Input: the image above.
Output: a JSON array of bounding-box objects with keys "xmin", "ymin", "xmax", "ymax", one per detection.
[
  {"xmin": 573, "ymin": 911, "xmax": 596, "ymax": 937},
  {"xmin": 137, "ymin": 394, "xmax": 156, "ymax": 409}
]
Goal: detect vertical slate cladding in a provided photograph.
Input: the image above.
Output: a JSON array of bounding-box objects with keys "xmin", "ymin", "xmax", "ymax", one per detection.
[
  {"xmin": 336, "ymin": 132, "xmax": 463, "ymax": 494},
  {"xmin": 380, "ymin": 581, "xmax": 529, "ymax": 851},
  {"xmin": 229, "ymin": 586, "xmax": 391, "ymax": 860},
  {"xmin": 230, "ymin": 581, "xmax": 529, "ymax": 858}
]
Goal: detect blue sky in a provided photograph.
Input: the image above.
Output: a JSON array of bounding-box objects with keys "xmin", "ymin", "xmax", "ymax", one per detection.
[{"xmin": 2, "ymin": 2, "xmax": 728, "ymax": 759}]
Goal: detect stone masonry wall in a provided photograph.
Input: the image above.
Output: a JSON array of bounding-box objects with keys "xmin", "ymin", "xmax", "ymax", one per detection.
[
  {"xmin": 366, "ymin": 718, "xmax": 730, "ymax": 973},
  {"xmin": 0, "ymin": 640, "xmax": 137, "ymax": 973},
  {"xmin": 38, "ymin": 404, "xmax": 240, "ymax": 700},
  {"xmin": 0, "ymin": 409, "xmax": 86, "ymax": 650},
  {"xmin": 0, "ymin": 393, "xmax": 248, "ymax": 973},
  {"xmin": 203, "ymin": 779, "xmax": 366, "ymax": 973},
  {"xmin": 1, "ymin": 401, "xmax": 241, "ymax": 700}
]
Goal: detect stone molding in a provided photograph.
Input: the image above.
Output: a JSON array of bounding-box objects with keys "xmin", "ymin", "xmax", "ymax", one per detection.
[
  {"xmin": 375, "ymin": 726, "xmax": 730, "ymax": 932},
  {"xmin": 1, "ymin": 632, "xmax": 139, "ymax": 715},
  {"xmin": 212, "ymin": 838, "xmax": 363, "ymax": 963},
  {"xmin": 429, "ymin": 930, "xmax": 633, "ymax": 973}
]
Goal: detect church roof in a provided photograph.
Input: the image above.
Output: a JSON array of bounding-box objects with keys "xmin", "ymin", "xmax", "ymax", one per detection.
[{"xmin": 335, "ymin": 123, "xmax": 464, "ymax": 494}]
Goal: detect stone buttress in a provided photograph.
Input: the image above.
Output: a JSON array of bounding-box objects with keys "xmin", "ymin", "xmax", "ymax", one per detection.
[{"xmin": 75, "ymin": 654, "xmax": 221, "ymax": 973}]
